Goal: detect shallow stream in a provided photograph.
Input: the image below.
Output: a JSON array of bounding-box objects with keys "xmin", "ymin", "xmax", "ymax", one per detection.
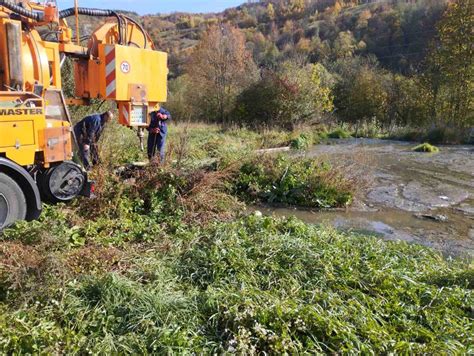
[{"xmin": 260, "ymin": 139, "xmax": 474, "ymax": 258}]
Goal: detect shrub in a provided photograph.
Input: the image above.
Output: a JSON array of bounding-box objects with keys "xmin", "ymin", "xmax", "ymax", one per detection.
[
  {"xmin": 234, "ymin": 62, "xmax": 333, "ymax": 129},
  {"xmin": 423, "ymin": 127, "xmax": 467, "ymax": 144},
  {"xmin": 328, "ymin": 127, "xmax": 352, "ymax": 139},
  {"xmin": 290, "ymin": 133, "xmax": 312, "ymax": 150},
  {"xmin": 333, "ymin": 62, "xmax": 390, "ymax": 128},
  {"xmin": 232, "ymin": 155, "xmax": 353, "ymax": 208}
]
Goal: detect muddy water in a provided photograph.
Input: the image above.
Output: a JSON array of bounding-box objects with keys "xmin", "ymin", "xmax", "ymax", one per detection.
[{"xmin": 260, "ymin": 139, "xmax": 474, "ymax": 258}]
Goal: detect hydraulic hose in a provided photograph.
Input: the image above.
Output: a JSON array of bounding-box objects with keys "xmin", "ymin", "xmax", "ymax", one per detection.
[
  {"xmin": 59, "ymin": 8, "xmax": 124, "ymax": 44},
  {"xmin": 0, "ymin": 0, "xmax": 42, "ymax": 21},
  {"xmin": 58, "ymin": 7, "xmax": 115, "ymax": 19},
  {"xmin": 59, "ymin": 8, "xmax": 149, "ymax": 48},
  {"xmin": 123, "ymin": 15, "xmax": 148, "ymax": 48}
]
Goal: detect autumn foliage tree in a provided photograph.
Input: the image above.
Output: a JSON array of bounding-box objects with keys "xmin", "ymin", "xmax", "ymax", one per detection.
[
  {"xmin": 186, "ymin": 24, "xmax": 258, "ymax": 124},
  {"xmin": 234, "ymin": 62, "xmax": 334, "ymax": 130},
  {"xmin": 425, "ymin": 0, "xmax": 473, "ymax": 128}
]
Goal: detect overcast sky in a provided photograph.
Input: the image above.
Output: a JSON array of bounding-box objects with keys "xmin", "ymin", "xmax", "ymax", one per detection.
[{"xmin": 57, "ymin": 0, "xmax": 245, "ymax": 14}]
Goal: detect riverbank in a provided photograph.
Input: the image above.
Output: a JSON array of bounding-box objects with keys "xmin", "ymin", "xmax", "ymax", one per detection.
[
  {"xmin": 282, "ymin": 138, "xmax": 474, "ymax": 257},
  {"xmin": 1, "ymin": 125, "xmax": 472, "ymax": 353}
]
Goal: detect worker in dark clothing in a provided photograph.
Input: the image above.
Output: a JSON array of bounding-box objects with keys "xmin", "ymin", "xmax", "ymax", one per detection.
[
  {"xmin": 147, "ymin": 107, "xmax": 171, "ymax": 162},
  {"xmin": 73, "ymin": 111, "xmax": 114, "ymax": 170}
]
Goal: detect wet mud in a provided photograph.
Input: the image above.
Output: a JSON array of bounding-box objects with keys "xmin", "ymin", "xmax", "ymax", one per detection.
[{"xmin": 261, "ymin": 139, "xmax": 474, "ymax": 258}]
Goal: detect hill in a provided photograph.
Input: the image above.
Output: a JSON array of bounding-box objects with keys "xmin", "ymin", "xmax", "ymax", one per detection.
[
  {"xmin": 137, "ymin": 0, "xmax": 448, "ymax": 77},
  {"xmin": 67, "ymin": 0, "xmax": 471, "ymax": 140}
]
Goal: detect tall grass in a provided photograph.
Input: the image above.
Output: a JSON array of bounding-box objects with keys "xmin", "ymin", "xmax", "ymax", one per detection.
[
  {"xmin": 1, "ymin": 216, "xmax": 472, "ymax": 353},
  {"xmin": 0, "ymin": 124, "xmax": 472, "ymax": 354},
  {"xmin": 233, "ymin": 155, "xmax": 355, "ymax": 208}
]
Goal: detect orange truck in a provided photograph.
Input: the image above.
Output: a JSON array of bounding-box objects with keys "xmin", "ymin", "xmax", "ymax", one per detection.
[{"xmin": 0, "ymin": 0, "xmax": 167, "ymax": 228}]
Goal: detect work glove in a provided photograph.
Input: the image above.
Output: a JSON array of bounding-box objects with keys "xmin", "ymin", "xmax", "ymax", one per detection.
[
  {"xmin": 151, "ymin": 128, "xmax": 160, "ymax": 134},
  {"xmin": 83, "ymin": 144, "xmax": 90, "ymax": 151}
]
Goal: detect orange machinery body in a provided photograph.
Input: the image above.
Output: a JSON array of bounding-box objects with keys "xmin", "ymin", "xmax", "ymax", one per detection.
[
  {"xmin": 0, "ymin": 17, "xmax": 71, "ymax": 167},
  {"xmin": 74, "ymin": 42, "xmax": 168, "ymax": 127},
  {"xmin": 0, "ymin": 3, "xmax": 168, "ymax": 168},
  {"xmin": 0, "ymin": 1, "xmax": 168, "ymax": 227},
  {"xmin": 73, "ymin": 20, "xmax": 168, "ymax": 127}
]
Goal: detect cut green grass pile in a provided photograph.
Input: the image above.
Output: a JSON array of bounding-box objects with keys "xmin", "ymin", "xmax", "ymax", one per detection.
[
  {"xmin": 1, "ymin": 216, "xmax": 472, "ymax": 354},
  {"xmin": 289, "ymin": 133, "xmax": 312, "ymax": 150},
  {"xmin": 233, "ymin": 155, "xmax": 354, "ymax": 208},
  {"xmin": 328, "ymin": 128, "xmax": 352, "ymax": 139},
  {"xmin": 412, "ymin": 143, "xmax": 440, "ymax": 153}
]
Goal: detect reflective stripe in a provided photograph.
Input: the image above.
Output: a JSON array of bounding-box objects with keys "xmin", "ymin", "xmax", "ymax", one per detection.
[{"xmin": 104, "ymin": 45, "xmax": 116, "ymax": 98}]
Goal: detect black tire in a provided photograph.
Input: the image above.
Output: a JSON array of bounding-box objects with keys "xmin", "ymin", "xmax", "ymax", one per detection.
[
  {"xmin": 0, "ymin": 173, "xmax": 27, "ymax": 229},
  {"xmin": 38, "ymin": 162, "xmax": 86, "ymax": 203}
]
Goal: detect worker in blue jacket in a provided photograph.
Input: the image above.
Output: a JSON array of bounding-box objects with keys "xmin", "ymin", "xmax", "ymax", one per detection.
[
  {"xmin": 147, "ymin": 107, "xmax": 171, "ymax": 162},
  {"xmin": 73, "ymin": 111, "xmax": 113, "ymax": 170}
]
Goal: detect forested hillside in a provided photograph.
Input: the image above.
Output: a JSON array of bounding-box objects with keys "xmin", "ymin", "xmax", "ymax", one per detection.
[
  {"xmin": 73, "ymin": 0, "xmax": 472, "ymax": 141},
  {"xmin": 144, "ymin": 0, "xmax": 447, "ymax": 77}
]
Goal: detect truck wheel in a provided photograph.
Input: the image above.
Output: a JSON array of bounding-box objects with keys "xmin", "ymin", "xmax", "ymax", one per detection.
[
  {"xmin": 38, "ymin": 162, "xmax": 86, "ymax": 203},
  {"xmin": 0, "ymin": 173, "xmax": 27, "ymax": 229}
]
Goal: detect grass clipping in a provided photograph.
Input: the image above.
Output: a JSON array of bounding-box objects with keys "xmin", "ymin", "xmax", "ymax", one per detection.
[{"xmin": 412, "ymin": 143, "xmax": 440, "ymax": 153}]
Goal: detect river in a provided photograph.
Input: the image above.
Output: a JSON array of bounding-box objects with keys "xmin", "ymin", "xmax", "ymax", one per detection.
[{"xmin": 260, "ymin": 139, "xmax": 474, "ymax": 258}]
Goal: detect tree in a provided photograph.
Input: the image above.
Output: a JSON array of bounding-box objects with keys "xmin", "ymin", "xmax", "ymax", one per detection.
[
  {"xmin": 186, "ymin": 24, "xmax": 258, "ymax": 124},
  {"xmin": 426, "ymin": 0, "xmax": 473, "ymax": 128},
  {"xmin": 334, "ymin": 62, "xmax": 389, "ymax": 129},
  {"xmin": 332, "ymin": 31, "xmax": 359, "ymax": 59},
  {"xmin": 166, "ymin": 75, "xmax": 194, "ymax": 122},
  {"xmin": 387, "ymin": 74, "xmax": 430, "ymax": 129},
  {"xmin": 267, "ymin": 3, "xmax": 276, "ymax": 21},
  {"xmin": 234, "ymin": 62, "xmax": 334, "ymax": 129}
]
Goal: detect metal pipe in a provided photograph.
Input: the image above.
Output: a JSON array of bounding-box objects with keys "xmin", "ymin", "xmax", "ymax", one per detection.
[
  {"xmin": 5, "ymin": 22, "xmax": 23, "ymax": 90},
  {"xmin": 74, "ymin": 0, "xmax": 80, "ymax": 45},
  {"xmin": 0, "ymin": 0, "xmax": 42, "ymax": 21}
]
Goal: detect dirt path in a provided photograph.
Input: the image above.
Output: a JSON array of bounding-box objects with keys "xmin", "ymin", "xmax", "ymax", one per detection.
[{"xmin": 262, "ymin": 139, "xmax": 474, "ymax": 258}]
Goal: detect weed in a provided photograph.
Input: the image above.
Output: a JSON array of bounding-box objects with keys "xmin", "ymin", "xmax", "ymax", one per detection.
[
  {"xmin": 1, "ymin": 216, "xmax": 472, "ymax": 354},
  {"xmin": 290, "ymin": 133, "xmax": 312, "ymax": 150},
  {"xmin": 233, "ymin": 155, "xmax": 354, "ymax": 208},
  {"xmin": 355, "ymin": 119, "xmax": 384, "ymax": 138},
  {"xmin": 0, "ymin": 124, "xmax": 471, "ymax": 354},
  {"xmin": 179, "ymin": 216, "xmax": 473, "ymax": 353},
  {"xmin": 259, "ymin": 129, "xmax": 291, "ymax": 148},
  {"xmin": 328, "ymin": 127, "xmax": 352, "ymax": 139}
]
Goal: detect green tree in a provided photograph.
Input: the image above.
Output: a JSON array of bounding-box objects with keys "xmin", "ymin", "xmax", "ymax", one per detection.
[
  {"xmin": 267, "ymin": 3, "xmax": 276, "ymax": 21},
  {"xmin": 332, "ymin": 31, "xmax": 359, "ymax": 59},
  {"xmin": 387, "ymin": 75, "xmax": 430, "ymax": 129},
  {"xmin": 334, "ymin": 62, "xmax": 389, "ymax": 130},
  {"xmin": 186, "ymin": 24, "xmax": 258, "ymax": 124},
  {"xmin": 426, "ymin": 0, "xmax": 474, "ymax": 127},
  {"xmin": 234, "ymin": 62, "xmax": 334, "ymax": 129},
  {"xmin": 166, "ymin": 75, "xmax": 194, "ymax": 122}
]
